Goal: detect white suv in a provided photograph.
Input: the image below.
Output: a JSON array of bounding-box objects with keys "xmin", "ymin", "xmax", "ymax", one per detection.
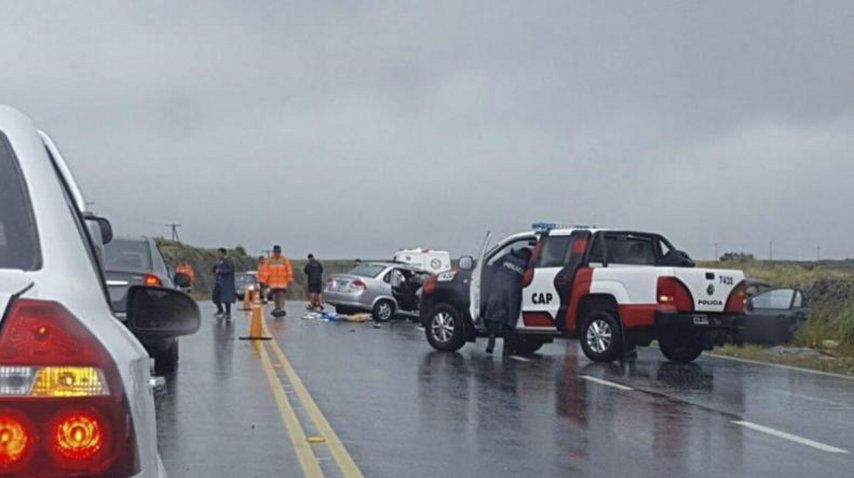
[{"xmin": 0, "ymin": 106, "xmax": 199, "ymax": 477}]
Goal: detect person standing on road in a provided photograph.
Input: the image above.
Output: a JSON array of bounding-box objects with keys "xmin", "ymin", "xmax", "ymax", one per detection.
[
  {"xmin": 304, "ymin": 253, "xmax": 324, "ymax": 311},
  {"xmin": 483, "ymin": 247, "xmax": 532, "ymax": 355},
  {"xmin": 258, "ymin": 244, "xmax": 293, "ymax": 317},
  {"xmin": 213, "ymin": 248, "xmax": 236, "ymax": 319}
]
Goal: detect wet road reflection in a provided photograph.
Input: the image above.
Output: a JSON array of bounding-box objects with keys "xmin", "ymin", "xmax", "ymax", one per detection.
[{"xmin": 157, "ymin": 302, "xmax": 854, "ymax": 477}]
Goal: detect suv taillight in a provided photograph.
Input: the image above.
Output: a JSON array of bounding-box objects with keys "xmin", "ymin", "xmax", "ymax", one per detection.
[
  {"xmin": 0, "ymin": 299, "xmax": 139, "ymax": 477},
  {"xmin": 422, "ymin": 275, "xmax": 437, "ymax": 295},
  {"xmin": 144, "ymin": 274, "xmax": 162, "ymax": 287},
  {"xmin": 657, "ymin": 277, "xmax": 694, "ymax": 313},
  {"xmin": 725, "ymin": 281, "xmax": 747, "ymax": 314}
]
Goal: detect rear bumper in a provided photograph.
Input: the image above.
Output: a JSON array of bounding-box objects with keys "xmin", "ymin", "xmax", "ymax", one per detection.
[
  {"xmin": 323, "ymin": 289, "xmax": 370, "ymax": 311},
  {"xmin": 654, "ymin": 311, "xmax": 745, "ymax": 331}
]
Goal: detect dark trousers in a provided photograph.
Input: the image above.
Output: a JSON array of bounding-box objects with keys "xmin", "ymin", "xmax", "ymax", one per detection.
[{"xmin": 213, "ymin": 284, "xmax": 223, "ymax": 313}]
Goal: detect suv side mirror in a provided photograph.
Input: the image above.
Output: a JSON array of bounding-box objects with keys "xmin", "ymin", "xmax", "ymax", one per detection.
[
  {"xmin": 746, "ymin": 298, "xmax": 755, "ymax": 312},
  {"xmin": 126, "ymin": 286, "xmax": 201, "ymax": 337},
  {"xmin": 85, "ymin": 215, "xmax": 113, "ymax": 245},
  {"xmin": 458, "ymin": 256, "xmax": 475, "ymax": 271}
]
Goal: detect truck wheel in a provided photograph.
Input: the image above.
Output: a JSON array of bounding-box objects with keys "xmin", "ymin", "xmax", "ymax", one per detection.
[
  {"xmin": 425, "ymin": 305, "xmax": 466, "ymax": 352},
  {"xmin": 154, "ymin": 341, "xmax": 179, "ymax": 374},
  {"xmin": 659, "ymin": 330, "xmax": 703, "ymax": 363},
  {"xmin": 372, "ymin": 300, "xmax": 395, "ymax": 322},
  {"xmin": 579, "ymin": 310, "xmax": 623, "ymax": 362},
  {"xmin": 505, "ymin": 334, "xmax": 547, "ymax": 355}
]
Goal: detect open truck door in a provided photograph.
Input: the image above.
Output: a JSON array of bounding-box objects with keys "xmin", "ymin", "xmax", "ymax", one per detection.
[{"xmin": 468, "ymin": 231, "xmax": 492, "ymax": 323}]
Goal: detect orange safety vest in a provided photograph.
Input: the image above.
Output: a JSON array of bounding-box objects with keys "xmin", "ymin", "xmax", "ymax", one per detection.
[
  {"xmin": 175, "ymin": 263, "xmax": 195, "ymax": 283},
  {"xmin": 258, "ymin": 255, "xmax": 293, "ymax": 289}
]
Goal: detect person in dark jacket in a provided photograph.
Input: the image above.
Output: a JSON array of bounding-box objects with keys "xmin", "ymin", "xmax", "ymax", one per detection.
[
  {"xmin": 213, "ymin": 248, "xmax": 236, "ymax": 319},
  {"xmin": 304, "ymin": 253, "xmax": 324, "ymax": 311},
  {"xmin": 483, "ymin": 247, "xmax": 532, "ymax": 354}
]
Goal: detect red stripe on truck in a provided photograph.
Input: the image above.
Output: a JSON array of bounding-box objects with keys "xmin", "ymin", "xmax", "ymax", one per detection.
[
  {"xmin": 617, "ymin": 304, "xmax": 658, "ymax": 327},
  {"xmin": 565, "ymin": 268, "xmax": 593, "ymax": 332}
]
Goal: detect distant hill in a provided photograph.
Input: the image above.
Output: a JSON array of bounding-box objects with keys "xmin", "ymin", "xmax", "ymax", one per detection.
[{"xmin": 153, "ymin": 238, "xmax": 363, "ymax": 300}]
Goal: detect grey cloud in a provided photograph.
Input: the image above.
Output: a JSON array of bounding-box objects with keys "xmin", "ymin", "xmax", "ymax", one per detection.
[{"xmin": 1, "ymin": 0, "xmax": 852, "ymax": 260}]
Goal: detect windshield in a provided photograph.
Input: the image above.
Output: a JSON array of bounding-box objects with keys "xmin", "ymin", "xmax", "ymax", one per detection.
[
  {"xmin": 349, "ymin": 263, "xmax": 386, "ymax": 278},
  {"xmin": 0, "ymin": 132, "xmax": 41, "ymax": 270},
  {"xmin": 103, "ymin": 238, "xmax": 153, "ymax": 272},
  {"xmin": 236, "ymin": 273, "xmax": 258, "ymax": 286}
]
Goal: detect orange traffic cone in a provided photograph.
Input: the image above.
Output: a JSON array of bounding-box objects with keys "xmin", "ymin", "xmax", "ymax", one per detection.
[
  {"xmin": 240, "ymin": 287, "xmax": 252, "ymax": 311},
  {"xmin": 239, "ymin": 290, "xmax": 271, "ymax": 341}
]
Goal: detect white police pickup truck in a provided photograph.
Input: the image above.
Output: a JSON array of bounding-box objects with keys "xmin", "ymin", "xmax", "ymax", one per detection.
[{"xmin": 419, "ymin": 226, "xmax": 747, "ymax": 363}]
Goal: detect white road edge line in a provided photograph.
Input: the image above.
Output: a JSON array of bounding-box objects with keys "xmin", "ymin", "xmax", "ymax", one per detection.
[
  {"xmin": 508, "ymin": 355, "xmax": 532, "ymax": 362},
  {"xmin": 580, "ymin": 375, "xmax": 634, "ymax": 391},
  {"xmin": 732, "ymin": 421, "xmax": 850, "ymax": 454},
  {"xmin": 706, "ymin": 353, "xmax": 854, "ymax": 381},
  {"xmin": 769, "ymin": 388, "xmax": 850, "ymax": 407}
]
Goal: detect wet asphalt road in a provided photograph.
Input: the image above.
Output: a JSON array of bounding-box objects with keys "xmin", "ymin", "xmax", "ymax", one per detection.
[{"xmin": 156, "ymin": 301, "xmax": 854, "ymax": 477}]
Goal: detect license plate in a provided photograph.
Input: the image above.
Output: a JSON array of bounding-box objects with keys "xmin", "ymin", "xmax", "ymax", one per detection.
[{"xmin": 692, "ymin": 315, "xmax": 709, "ymax": 325}]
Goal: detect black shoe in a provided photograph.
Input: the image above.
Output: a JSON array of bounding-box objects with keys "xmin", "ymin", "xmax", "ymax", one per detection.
[{"xmin": 486, "ymin": 335, "xmax": 496, "ymax": 354}]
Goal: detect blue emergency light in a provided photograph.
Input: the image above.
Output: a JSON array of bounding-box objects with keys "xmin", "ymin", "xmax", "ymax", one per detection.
[{"xmin": 532, "ymin": 222, "xmax": 558, "ymax": 231}]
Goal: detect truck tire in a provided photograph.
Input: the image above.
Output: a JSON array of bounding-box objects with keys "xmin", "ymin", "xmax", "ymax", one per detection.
[
  {"xmin": 658, "ymin": 330, "xmax": 703, "ymax": 363},
  {"xmin": 505, "ymin": 334, "xmax": 547, "ymax": 356},
  {"xmin": 425, "ymin": 304, "xmax": 466, "ymax": 352},
  {"xmin": 154, "ymin": 340, "xmax": 179, "ymax": 374},
  {"xmin": 579, "ymin": 310, "xmax": 623, "ymax": 362},
  {"xmin": 372, "ymin": 300, "xmax": 395, "ymax": 322}
]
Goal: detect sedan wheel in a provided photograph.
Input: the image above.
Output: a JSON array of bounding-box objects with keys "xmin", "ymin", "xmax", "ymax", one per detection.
[{"xmin": 372, "ymin": 300, "xmax": 395, "ymax": 322}]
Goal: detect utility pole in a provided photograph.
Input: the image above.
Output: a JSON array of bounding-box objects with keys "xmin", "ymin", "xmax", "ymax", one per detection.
[
  {"xmin": 769, "ymin": 241, "xmax": 774, "ymax": 262},
  {"xmin": 714, "ymin": 242, "xmax": 719, "ymax": 261},
  {"xmin": 817, "ymin": 246, "xmax": 821, "ymax": 261},
  {"xmin": 166, "ymin": 223, "xmax": 182, "ymax": 242}
]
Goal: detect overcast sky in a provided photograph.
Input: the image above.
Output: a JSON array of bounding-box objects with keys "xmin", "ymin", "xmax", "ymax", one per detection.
[{"xmin": 2, "ymin": 1, "xmax": 852, "ymax": 260}]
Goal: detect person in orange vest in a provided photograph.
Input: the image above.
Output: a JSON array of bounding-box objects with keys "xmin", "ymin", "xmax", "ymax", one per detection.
[
  {"xmin": 175, "ymin": 261, "xmax": 196, "ymax": 284},
  {"xmin": 258, "ymin": 244, "xmax": 293, "ymax": 317}
]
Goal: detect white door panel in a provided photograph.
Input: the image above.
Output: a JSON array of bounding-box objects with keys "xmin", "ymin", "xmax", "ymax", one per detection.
[{"xmin": 519, "ymin": 267, "xmax": 561, "ymax": 329}]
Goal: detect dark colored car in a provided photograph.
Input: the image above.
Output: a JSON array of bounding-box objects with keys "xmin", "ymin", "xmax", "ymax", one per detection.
[
  {"xmin": 236, "ymin": 271, "xmax": 259, "ymax": 300},
  {"xmin": 103, "ymin": 236, "xmax": 183, "ymax": 372},
  {"xmin": 742, "ymin": 287, "xmax": 809, "ymax": 344}
]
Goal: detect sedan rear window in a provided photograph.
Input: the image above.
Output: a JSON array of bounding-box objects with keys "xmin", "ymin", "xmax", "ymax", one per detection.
[
  {"xmin": 103, "ymin": 239, "xmax": 153, "ymax": 272},
  {"xmin": 0, "ymin": 132, "xmax": 41, "ymax": 270},
  {"xmin": 236, "ymin": 274, "xmax": 258, "ymax": 286},
  {"xmin": 349, "ymin": 264, "xmax": 386, "ymax": 278}
]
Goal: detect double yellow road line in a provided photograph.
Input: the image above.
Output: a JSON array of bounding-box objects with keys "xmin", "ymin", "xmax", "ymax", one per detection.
[{"xmin": 256, "ymin": 319, "xmax": 364, "ymax": 478}]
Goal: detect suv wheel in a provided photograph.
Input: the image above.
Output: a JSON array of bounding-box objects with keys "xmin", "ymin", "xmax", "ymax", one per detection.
[
  {"xmin": 659, "ymin": 330, "xmax": 703, "ymax": 363},
  {"xmin": 425, "ymin": 305, "xmax": 466, "ymax": 352},
  {"xmin": 372, "ymin": 300, "xmax": 395, "ymax": 322},
  {"xmin": 579, "ymin": 310, "xmax": 623, "ymax": 362}
]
